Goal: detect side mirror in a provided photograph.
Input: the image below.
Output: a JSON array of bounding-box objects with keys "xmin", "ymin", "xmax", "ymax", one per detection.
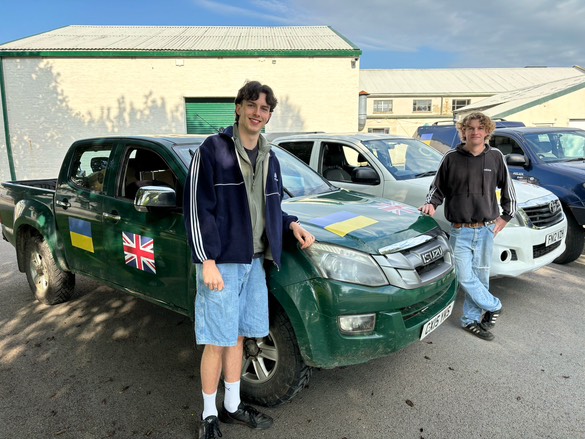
[
  {"xmin": 506, "ymin": 153, "xmax": 527, "ymax": 166},
  {"xmin": 352, "ymin": 167, "xmax": 380, "ymax": 185},
  {"xmin": 134, "ymin": 186, "xmax": 177, "ymax": 212}
]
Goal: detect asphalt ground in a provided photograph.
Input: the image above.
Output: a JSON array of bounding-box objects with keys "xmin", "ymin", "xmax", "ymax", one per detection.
[{"xmin": 1, "ymin": 237, "xmax": 584, "ymax": 439}]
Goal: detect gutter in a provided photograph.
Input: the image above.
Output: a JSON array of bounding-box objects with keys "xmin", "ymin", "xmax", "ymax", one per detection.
[{"xmin": 0, "ymin": 57, "xmax": 16, "ymax": 180}]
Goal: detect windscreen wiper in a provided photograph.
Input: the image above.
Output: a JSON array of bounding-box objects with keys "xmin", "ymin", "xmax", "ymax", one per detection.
[{"xmin": 415, "ymin": 171, "xmax": 437, "ymax": 177}]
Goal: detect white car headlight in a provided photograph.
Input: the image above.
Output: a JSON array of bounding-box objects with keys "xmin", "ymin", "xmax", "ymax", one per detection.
[{"xmin": 305, "ymin": 242, "xmax": 387, "ymax": 286}]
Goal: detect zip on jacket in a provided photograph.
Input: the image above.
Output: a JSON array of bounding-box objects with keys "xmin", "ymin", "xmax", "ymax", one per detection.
[{"xmin": 183, "ymin": 125, "xmax": 298, "ymax": 269}]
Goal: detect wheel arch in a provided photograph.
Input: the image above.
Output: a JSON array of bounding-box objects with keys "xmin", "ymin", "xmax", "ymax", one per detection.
[{"xmin": 13, "ymin": 204, "xmax": 70, "ymax": 273}]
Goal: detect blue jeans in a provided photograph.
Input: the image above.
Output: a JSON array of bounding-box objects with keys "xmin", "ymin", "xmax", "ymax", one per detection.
[
  {"xmin": 195, "ymin": 257, "xmax": 269, "ymax": 346},
  {"xmin": 449, "ymin": 224, "xmax": 502, "ymax": 327}
]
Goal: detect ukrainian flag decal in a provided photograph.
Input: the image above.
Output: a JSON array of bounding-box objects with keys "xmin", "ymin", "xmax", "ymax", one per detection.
[
  {"xmin": 420, "ymin": 133, "xmax": 433, "ymax": 145},
  {"xmin": 69, "ymin": 218, "xmax": 95, "ymax": 253},
  {"xmin": 312, "ymin": 211, "xmax": 378, "ymax": 237}
]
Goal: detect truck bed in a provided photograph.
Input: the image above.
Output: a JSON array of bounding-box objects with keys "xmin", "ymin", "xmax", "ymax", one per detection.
[{"xmin": 0, "ymin": 179, "xmax": 57, "ymax": 244}]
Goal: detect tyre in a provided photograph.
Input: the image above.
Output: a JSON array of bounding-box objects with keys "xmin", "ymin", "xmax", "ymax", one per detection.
[
  {"xmin": 554, "ymin": 209, "xmax": 584, "ymax": 264},
  {"xmin": 24, "ymin": 234, "xmax": 75, "ymax": 305},
  {"xmin": 240, "ymin": 305, "xmax": 312, "ymax": 407}
]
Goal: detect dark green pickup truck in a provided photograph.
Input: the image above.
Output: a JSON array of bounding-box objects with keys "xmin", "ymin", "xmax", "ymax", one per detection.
[{"xmin": 0, "ymin": 135, "xmax": 457, "ymax": 406}]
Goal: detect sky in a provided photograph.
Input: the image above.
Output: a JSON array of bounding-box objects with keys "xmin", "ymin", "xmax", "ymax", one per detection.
[{"xmin": 1, "ymin": 0, "xmax": 584, "ymax": 70}]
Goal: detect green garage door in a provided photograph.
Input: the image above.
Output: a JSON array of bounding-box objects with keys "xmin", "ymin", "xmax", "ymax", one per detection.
[{"xmin": 186, "ymin": 98, "xmax": 234, "ymax": 134}]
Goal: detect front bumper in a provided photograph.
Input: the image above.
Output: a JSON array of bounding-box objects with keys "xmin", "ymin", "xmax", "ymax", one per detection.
[
  {"xmin": 490, "ymin": 216, "xmax": 567, "ymax": 278},
  {"xmin": 278, "ymin": 269, "xmax": 457, "ymax": 369}
]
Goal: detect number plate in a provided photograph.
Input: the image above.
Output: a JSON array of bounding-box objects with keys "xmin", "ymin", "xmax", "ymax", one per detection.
[
  {"xmin": 545, "ymin": 229, "xmax": 564, "ymax": 246},
  {"xmin": 420, "ymin": 301, "xmax": 454, "ymax": 340}
]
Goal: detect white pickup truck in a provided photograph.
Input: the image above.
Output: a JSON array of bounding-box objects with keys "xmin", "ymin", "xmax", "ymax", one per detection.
[{"xmin": 271, "ymin": 133, "xmax": 567, "ymax": 278}]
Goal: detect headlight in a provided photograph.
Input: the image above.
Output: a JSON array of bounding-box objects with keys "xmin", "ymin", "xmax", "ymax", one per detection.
[
  {"xmin": 508, "ymin": 211, "xmax": 523, "ymax": 227},
  {"xmin": 304, "ymin": 242, "xmax": 387, "ymax": 286}
]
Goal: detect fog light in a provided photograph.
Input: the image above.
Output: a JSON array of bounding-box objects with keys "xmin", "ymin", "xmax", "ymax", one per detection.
[{"xmin": 338, "ymin": 314, "xmax": 376, "ymax": 335}]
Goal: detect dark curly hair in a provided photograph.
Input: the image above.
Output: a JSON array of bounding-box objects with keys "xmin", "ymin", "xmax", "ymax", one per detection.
[{"xmin": 234, "ymin": 81, "xmax": 278, "ymax": 122}]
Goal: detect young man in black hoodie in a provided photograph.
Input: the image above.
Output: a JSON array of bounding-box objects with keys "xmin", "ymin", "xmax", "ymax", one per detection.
[{"xmin": 420, "ymin": 112, "xmax": 517, "ymax": 340}]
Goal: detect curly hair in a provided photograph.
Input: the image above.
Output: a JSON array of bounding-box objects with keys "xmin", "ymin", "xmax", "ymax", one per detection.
[
  {"xmin": 456, "ymin": 112, "xmax": 496, "ymax": 143},
  {"xmin": 234, "ymin": 80, "xmax": 278, "ymax": 122}
]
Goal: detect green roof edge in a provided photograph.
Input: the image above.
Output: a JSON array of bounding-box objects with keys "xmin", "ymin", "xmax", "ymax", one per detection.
[
  {"xmin": 492, "ymin": 80, "xmax": 585, "ymax": 118},
  {"xmin": 0, "ymin": 49, "xmax": 362, "ymax": 58}
]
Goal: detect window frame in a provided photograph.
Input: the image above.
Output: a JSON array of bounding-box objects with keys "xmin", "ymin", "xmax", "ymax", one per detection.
[
  {"xmin": 373, "ymin": 99, "xmax": 393, "ymax": 114},
  {"xmin": 412, "ymin": 99, "xmax": 432, "ymax": 113}
]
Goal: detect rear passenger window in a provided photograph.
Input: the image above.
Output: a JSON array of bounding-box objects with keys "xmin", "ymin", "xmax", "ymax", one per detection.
[
  {"xmin": 69, "ymin": 145, "xmax": 113, "ymax": 193},
  {"xmin": 277, "ymin": 141, "xmax": 313, "ymax": 165}
]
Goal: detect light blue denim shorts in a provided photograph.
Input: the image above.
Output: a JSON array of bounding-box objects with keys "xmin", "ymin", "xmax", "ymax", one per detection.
[{"xmin": 195, "ymin": 257, "xmax": 269, "ymax": 347}]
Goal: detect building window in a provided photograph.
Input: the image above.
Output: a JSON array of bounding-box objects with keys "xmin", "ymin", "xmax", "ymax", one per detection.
[
  {"xmin": 452, "ymin": 99, "xmax": 471, "ymax": 112},
  {"xmin": 373, "ymin": 100, "xmax": 393, "ymax": 113},
  {"xmin": 413, "ymin": 99, "xmax": 432, "ymax": 112},
  {"xmin": 368, "ymin": 128, "xmax": 390, "ymax": 134}
]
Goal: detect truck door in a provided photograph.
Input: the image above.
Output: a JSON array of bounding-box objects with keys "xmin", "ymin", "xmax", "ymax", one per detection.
[
  {"xmin": 101, "ymin": 142, "xmax": 191, "ymax": 313},
  {"xmin": 54, "ymin": 141, "xmax": 114, "ymax": 276}
]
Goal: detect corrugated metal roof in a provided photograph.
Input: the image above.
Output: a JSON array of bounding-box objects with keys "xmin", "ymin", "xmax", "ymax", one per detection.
[
  {"xmin": 458, "ymin": 75, "xmax": 585, "ymax": 118},
  {"xmin": 360, "ymin": 68, "xmax": 585, "ymax": 95},
  {"xmin": 0, "ymin": 25, "xmax": 359, "ymax": 53}
]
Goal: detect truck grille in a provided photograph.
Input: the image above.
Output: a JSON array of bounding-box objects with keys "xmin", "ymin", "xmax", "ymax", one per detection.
[
  {"xmin": 522, "ymin": 199, "xmax": 563, "ymax": 228},
  {"xmin": 373, "ymin": 229, "xmax": 455, "ymax": 290}
]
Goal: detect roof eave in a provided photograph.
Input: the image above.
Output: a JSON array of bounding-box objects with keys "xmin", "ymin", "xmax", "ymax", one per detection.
[{"xmin": 0, "ymin": 49, "xmax": 362, "ymax": 58}]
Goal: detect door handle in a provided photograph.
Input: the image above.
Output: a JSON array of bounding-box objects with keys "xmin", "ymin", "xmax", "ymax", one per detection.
[
  {"xmin": 103, "ymin": 212, "xmax": 121, "ymax": 222},
  {"xmin": 55, "ymin": 199, "xmax": 71, "ymax": 209}
]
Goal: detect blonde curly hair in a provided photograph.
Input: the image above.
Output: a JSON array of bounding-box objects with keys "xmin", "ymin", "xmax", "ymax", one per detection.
[{"xmin": 456, "ymin": 112, "xmax": 496, "ymax": 143}]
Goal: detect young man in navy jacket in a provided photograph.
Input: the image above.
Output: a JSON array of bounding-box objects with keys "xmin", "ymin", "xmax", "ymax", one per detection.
[
  {"xmin": 420, "ymin": 112, "xmax": 517, "ymax": 341},
  {"xmin": 184, "ymin": 81, "xmax": 314, "ymax": 439}
]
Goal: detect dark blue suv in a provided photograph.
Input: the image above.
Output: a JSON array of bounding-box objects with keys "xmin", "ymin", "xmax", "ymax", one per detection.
[
  {"xmin": 415, "ymin": 120, "xmax": 525, "ymax": 153},
  {"xmin": 414, "ymin": 123, "xmax": 585, "ymax": 264}
]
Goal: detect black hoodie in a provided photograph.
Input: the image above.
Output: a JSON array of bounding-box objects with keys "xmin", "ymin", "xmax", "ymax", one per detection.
[{"xmin": 425, "ymin": 143, "xmax": 517, "ymax": 224}]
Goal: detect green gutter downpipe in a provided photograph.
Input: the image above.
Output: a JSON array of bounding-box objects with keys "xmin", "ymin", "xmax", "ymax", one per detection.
[{"xmin": 0, "ymin": 57, "xmax": 16, "ymax": 181}]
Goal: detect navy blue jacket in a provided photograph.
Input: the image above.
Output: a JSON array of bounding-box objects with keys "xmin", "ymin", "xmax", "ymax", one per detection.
[{"xmin": 184, "ymin": 126, "xmax": 298, "ymax": 268}]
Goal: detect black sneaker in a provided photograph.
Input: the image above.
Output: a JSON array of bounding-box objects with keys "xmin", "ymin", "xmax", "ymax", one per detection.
[
  {"xmin": 482, "ymin": 307, "xmax": 502, "ymax": 329},
  {"xmin": 199, "ymin": 415, "xmax": 222, "ymax": 439},
  {"xmin": 463, "ymin": 322, "xmax": 494, "ymax": 341},
  {"xmin": 218, "ymin": 402, "xmax": 273, "ymax": 430}
]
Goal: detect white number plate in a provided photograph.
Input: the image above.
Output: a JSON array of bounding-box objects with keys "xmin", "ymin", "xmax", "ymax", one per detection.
[
  {"xmin": 545, "ymin": 229, "xmax": 564, "ymax": 246},
  {"xmin": 420, "ymin": 301, "xmax": 454, "ymax": 340}
]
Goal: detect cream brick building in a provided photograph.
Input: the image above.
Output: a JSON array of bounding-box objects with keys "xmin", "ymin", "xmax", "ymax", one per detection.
[
  {"xmin": 0, "ymin": 26, "xmax": 361, "ymax": 180},
  {"xmin": 360, "ymin": 67, "xmax": 585, "ymax": 137}
]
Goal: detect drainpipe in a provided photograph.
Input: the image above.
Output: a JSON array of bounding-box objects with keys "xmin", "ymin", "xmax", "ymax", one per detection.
[
  {"xmin": 0, "ymin": 57, "xmax": 16, "ymax": 180},
  {"xmin": 358, "ymin": 90, "xmax": 369, "ymax": 131}
]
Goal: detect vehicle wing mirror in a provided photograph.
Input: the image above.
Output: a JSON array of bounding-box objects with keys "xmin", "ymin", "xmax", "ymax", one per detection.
[
  {"xmin": 134, "ymin": 186, "xmax": 177, "ymax": 212},
  {"xmin": 506, "ymin": 153, "xmax": 527, "ymax": 166},
  {"xmin": 352, "ymin": 167, "xmax": 380, "ymax": 184}
]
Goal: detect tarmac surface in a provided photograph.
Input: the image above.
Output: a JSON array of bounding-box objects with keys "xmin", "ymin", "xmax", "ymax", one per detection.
[{"xmin": 1, "ymin": 237, "xmax": 584, "ymax": 439}]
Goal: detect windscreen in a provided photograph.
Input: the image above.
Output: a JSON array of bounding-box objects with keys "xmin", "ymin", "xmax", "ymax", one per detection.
[
  {"xmin": 175, "ymin": 143, "xmax": 334, "ymax": 199},
  {"xmin": 523, "ymin": 131, "xmax": 585, "ymax": 162},
  {"xmin": 362, "ymin": 138, "xmax": 444, "ymax": 180}
]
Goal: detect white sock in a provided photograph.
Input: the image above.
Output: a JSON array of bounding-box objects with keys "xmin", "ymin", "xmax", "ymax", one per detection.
[
  {"xmin": 202, "ymin": 390, "xmax": 218, "ymax": 419},
  {"xmin": 223, "ymin": 380, "xmax": 241, "ymax": 413}
]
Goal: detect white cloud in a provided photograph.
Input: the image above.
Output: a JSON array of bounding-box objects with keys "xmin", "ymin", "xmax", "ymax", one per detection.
[{"xmin": 199, "ymin": 0, "xmax": 585, "ymax": 68}]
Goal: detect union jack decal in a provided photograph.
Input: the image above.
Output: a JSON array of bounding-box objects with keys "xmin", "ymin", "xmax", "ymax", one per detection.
[
  {"xmin": 122, "ymin": 232, "xmax": 156, "ymax": 274},
  {"xmin": 374, "ymin": 202, "xmax": 418, "ymax": 215}
]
